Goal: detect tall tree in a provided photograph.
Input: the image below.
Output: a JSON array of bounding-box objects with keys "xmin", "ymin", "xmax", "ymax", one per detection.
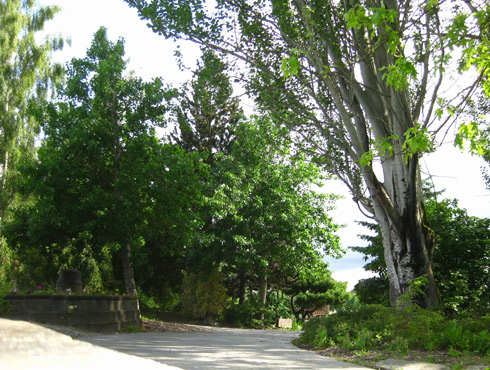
[
  {"xmin": 170, "ymin": 49, "xmax": 244, "ymax": 284},
  {"xmin": 0, "ymin": 0, "xmax": 64, "ymax": 220},
  {"xmin": 198, "ymin": 117, "xmax": 342, "ymax": 304},
  {"xmin": 4, "ymin": 27, "xmax": 204, "ymax": 295},
  {"xmin": 125, "ymin": 0, "xmax": 489, "ymax": 307},
  {"xmin": 171, "ymin": 49, "xmax": 243, "ymax": 163}
]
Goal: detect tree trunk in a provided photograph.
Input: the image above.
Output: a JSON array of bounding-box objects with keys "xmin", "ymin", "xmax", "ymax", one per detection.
[
  {"xmin": 0, "ymin": 150, "xmax": 7, "ymax": 222},
  {"xmin": 238, "ymin": 273, "xmax": 247, "ymax": 304},
  {"xmin": 1, "ymin": 151, "xmax": 7, "ymax": 190},
  {"xmin": 365, "ymin": 156, "xmax": 440, "ymax": 308},
  {"xmin": 122, "ymin": 242, "xmax": 138, "ymax": 296},
  {"xmin": 258, "ymin": 277, "xmax": 268, "ymax": 320},
  {"xmin": 290, "ymin": 294, "xmax": 300, "ymax": 321}
]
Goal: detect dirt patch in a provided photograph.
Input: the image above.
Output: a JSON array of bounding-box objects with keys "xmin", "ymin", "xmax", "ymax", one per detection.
[
  {"xmin": 142, "ymin": 319, "xmax": 214, "ymax": 333},
  {"xmin": 307, "ymin": 345, "xmax": 489, "ymax": 369}
]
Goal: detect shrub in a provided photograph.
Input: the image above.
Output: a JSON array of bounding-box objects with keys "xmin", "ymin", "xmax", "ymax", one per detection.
[
  {"xmin": 265, "ymin": 291, "xmax": 292, "ymax": 320},
  {"xmin": 222, "ymin": 301, "xmax": 268, "ymax": 328},
  {"xmin": 300, "ymin": 304, "xmax": 388, "ymax": 349},
  {"xmin": 0, "ymin": 238, "xmax": 14, "ymax": 294},
  {"xmin": 224, "ymin": 300, "xmax": 283, "ymax": 328},
  {"xmin": 299, "ymin": 305, "xmax": 490, "ymax": 355},
  {"xmin": 180, "ymin": 269, "xmax": 229, "ymax": 320},
  {"xmin": 138, "ymin": 287, "xmax": 180, "ymax": 312}
]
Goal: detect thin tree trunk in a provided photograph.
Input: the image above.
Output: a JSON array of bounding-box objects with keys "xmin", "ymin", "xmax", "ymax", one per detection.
[
  {"xmin": 258, "ymin": 277, "xmax": 267, "ymax": 321},
  {"xmin": 238, "ymin": 273, "xmax": 247, "ymax": 304},
  {"xmin": 290, "ymin": 294, "xmax": 300, "ymax": 321},
  {"xmin": 1, "ymin": 151, "xmax": 7, "ymax": 190},
  {"xmin": 122, "ymin": 242, "xmax": 138, "ymax": 296},
  {"xmin": 258, "ymin": 277, "xmax": 267, "ymax": 306},
  {"xmin": 0, "ymin": 150, "xmax": 7, "ymax": 222}
]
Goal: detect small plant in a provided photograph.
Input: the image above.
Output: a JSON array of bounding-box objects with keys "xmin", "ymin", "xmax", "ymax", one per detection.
[
  {"xmin": 426, "ymin": 356, "xmax": 441, "ymax": 364},
  {"xmin": 469, "ymin": 330, "xmax": 490, "ymax": 354},
  {"xmin": 387, "ymin": 337, "xmax": 409, "ymax": 355},
  {"xmin": 354, "ymin": 349, "xmax": 369, "ymax": 357},
  {"xmin": 67, "ymin": 304, "xmax": 77, "ymax": 314},
  {"xmin": 396, "ymin": 275, "xmax": 429, "ymax": 310},
  {"xmin": 290, "ymin": 318, "xmax": 303, "ymax": 331},
  {"xmin": 338, "ymin": 333, "xmax": 354, "ymax": 351},
  {"xmin": 445, "ymin": 320, "xmax": 464, "ymax": 347},
  {"xmin": 423, "ymin": 321, "xmax": 437, "ymax": 351},
  {"xmin": 451, "ymin": 361, "xmax": 465, "ymax": 370},
  {"xmin": 449, "ymin": 347, "xmax": 463, "ymax": 357},
  {"xmin": 353, "ymin": 330, "xmax": 375, "ymax": 351},
  {"xmin": 119, "ymin": 323, "xmax": 145, "ymax": 333},
  {"xmin": 312, "ymin": 327, "xmax": 331, "ymax": 349}
]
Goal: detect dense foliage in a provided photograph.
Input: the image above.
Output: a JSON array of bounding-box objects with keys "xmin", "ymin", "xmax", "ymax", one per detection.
[
  {"xmin": 125, "ymin": 0, "xmax": 490, "ymax": 308},
  {"xmin": 299, "ymin": 304, "xmax": 490, "ymax": 356},
  {"xmin": 2, "ymin": 0, "xmax": 489, "ymax": 336},
  {"xmin": 3, "ymin": 27, "xmax": 206, "ymax": 295},
  {"xmin": 0, "ymin": 0, "xmax": 65, "ymax": 220},
  {"xmin": 180, "ymin": 269, "xmax": 228, "ymax": 320},
  {"xmin": 0, "ymin": 19, "xmax": 346, "ymax": 326}
]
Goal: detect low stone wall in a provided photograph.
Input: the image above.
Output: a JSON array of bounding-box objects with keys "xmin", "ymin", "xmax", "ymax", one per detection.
[{"xmin": 3, "ymin": 294, "xmax": 142, "ymax": 332}]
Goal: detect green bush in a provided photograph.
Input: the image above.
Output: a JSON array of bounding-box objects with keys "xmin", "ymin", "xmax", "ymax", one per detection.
[
  {"xmin": 0, "ymin": 238, "xmax": 34, "ymax": 294},
  {"xmin": 0, "ymin": 238, "xmax": 14, "ymax": 294},
  {"xmin": 222, "ymin": 292, "xmax": 292, "ymax": 328},
  {"xmin": 180, "ymin": 269, "xmax": 229, "ymax": 320},
  {"xmin": 265, "ymin": 291, "xmax": 292, "ymax": 319},
  {"xmin": 222, "ymin": 301, "xmax": 269, "ymax": 328},
  {"xmin": 138, "ymin": 287, "xmax": 180, "ymax": 313},
  {"xmin": 300, "ymin": 305, "xmax": 388, "ymax": 349},
  {"xmin": 300, "ymin": 305, "xmax": 490, "ymax": 355}
]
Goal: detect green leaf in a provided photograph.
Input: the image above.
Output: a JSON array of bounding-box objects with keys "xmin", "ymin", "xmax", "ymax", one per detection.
[
  {"xmin": 345, "ymin": 5, "xmax": 367, "ymax": 30},
  {"xmin": 455, "ymin": 121, "xmax": 487, "ymax": 155},
  {"xmin": 425, "ymin": 0, "xmax": 439, "ymax": 12},
  {"xmin": 381, "ymin": 57, "xmax": 417, "ymax": 91},
  {"xmin": 359, "ymin": 150, "xmax": 374, "ymax": 167},
  {"xmin": 402, "ymin": 125, "xmax": 433, "ymax": 162},
  {"xmin": 281, "ymin": 53, "xmax": 301, "ymax": 78}
]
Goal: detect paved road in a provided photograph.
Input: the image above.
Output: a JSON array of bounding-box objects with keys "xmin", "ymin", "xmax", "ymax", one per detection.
[
  {"xmin": 0, "ymin": 318, "xmax": 178, "ymax": 370},
  {"xmin": 82, "ymin": 327, "xmax": 369, "ymax": 370}
]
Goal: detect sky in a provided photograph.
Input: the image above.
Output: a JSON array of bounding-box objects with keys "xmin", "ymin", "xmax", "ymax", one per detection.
[{"xmin": 37, "ymin": 0, "xmax": 490, "ymax": 291}]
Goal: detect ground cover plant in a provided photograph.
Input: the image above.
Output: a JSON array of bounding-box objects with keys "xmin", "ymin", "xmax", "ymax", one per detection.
[{"xmin": 298, "ymin": 303, "xmax": 490, "ymax": 368}]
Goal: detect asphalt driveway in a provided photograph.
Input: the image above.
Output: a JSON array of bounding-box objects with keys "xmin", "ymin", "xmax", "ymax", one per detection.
[{"xmin": 82, "ymin": 327, "xmax": 369, "ymax": 370}]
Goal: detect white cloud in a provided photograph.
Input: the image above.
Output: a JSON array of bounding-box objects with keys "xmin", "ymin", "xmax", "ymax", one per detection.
[{"xmin": 331, "ymin": 268, "xmax": 376, "ymax": 292}]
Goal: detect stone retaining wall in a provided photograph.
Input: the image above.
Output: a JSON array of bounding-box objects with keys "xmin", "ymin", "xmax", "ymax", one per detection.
[{"xmin": 3, "ymin": 294, "xmax": 142, "ymax": 332}]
